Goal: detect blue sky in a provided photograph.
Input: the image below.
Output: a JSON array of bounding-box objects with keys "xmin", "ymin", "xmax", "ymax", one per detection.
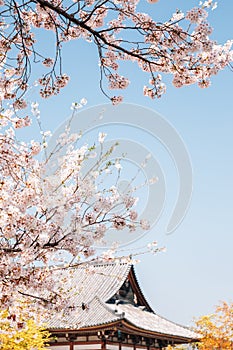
[{"xmin": 22, "ymin": 0, "xmax": 233, "ymax": 326}]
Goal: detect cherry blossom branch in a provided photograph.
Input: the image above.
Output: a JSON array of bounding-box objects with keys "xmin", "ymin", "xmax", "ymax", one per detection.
[{"xmin": 33, "ymin": 0, "xmax": 158, "ymax": 66}]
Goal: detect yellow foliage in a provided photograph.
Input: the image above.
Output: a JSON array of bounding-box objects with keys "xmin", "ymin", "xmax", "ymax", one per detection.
[
  {"xmin": 195, "ymin": 301, "xmax": 233, "ymax": 350},
  {"xmin": 0, "ymin": 309, "xmax": 50, "ymax": 350},
  {"xmin": 165, "ymin": 345, "xmax": 187, "ymax": 350}
]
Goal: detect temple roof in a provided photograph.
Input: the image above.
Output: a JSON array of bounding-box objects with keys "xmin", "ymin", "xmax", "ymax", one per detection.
[
  {"xmin": 107, "ymin": 303, "xmax": 197, "ymax": 340},
  {"xmin": 47, "ymin": 262, "xmax": 198, "ymax": 342},
  {"xmin": 53, "ymin": 262, "xmax": 132, "ymax": 307}
]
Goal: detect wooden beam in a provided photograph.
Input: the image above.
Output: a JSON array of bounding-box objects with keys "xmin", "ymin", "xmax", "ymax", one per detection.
[{"xmin": 101, "ymin": 340, "xmax": 106, "ymax": 350}]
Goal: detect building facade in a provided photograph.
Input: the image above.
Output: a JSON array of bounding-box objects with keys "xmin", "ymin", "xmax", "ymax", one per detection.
[{"xmin": 47, "ymin": 262, "xmax": 198, "ymax": 350}]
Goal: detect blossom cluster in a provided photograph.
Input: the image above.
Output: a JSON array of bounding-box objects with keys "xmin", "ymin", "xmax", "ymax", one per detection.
[
  {"xmin": 0, "ymin": 106, "xmax": 148, "ymax": 315},
  {"xmin": 0, "ymin": 0, "xmax": 231, "ymax": 104}
]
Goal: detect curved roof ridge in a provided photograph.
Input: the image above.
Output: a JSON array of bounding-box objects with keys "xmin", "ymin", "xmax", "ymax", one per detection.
[
  {"xmin": 150, "ymin": 309, "xmax": 195, "ymax": 332},
  {"xmin": 110, "ymin": 303, "xmax": 199, "ymax": 340},
  {"xmin": 129, "ymin": 265, "xmax": 154, "ymax": 312},
  {"xmin": 52, "ymin": 260, "xmax": 131, "ymax": 272},
  {"xmin": 75, "ymin": 260, "xmax": 132, "ymax": 268}
]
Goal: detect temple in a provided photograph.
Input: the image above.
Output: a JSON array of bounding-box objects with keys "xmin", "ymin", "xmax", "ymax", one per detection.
[{"xmin": 47, "ymin": 262, "xmax": 198, "ymax": 350}]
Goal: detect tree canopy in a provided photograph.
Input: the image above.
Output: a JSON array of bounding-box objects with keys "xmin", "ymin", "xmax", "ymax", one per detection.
[
  {"xmin": 195, "ymin": 301, "xmax": 233, "ymax": 350},
  {"xmin": 0, "ymin": 307, "xmax": 50, "ymax": 349},
  {"xmin": 0, "ymin": 0, "xmax": 231, "ymax": 106}
]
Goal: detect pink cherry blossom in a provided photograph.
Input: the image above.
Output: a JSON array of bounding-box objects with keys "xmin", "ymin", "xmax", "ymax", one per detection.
[
  {"xmin": 0, "ymin": 0, "xmax": 231, "ymax": 104},
  {"xmin": 0, "ymin": 108, "xmax": 148, "ymax": 316}
]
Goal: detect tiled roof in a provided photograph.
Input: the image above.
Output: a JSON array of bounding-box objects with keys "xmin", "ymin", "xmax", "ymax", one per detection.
[
  {"xmin": 107, "ymin": 303, "xmax": 198, "ymax": 340},
  {"xmin": 48, "ymin": 297, "xmax": 121, "ymax": 330},
  {"xmin": 52, "ymin": 262, "xmax": 131, "ymax": 305},
  {"xmin": 47, "ymin": 262, "xmax": 198, "ymax": 340},
  {"xmin": 47, "ymin": 262, "xmax": 130, "ymax": 329}
]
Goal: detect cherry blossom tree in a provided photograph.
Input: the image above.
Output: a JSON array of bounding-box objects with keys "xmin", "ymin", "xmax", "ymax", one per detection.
[
  {"xmin": 0, "ymin": 0, "xmax": 232, "ymax": 105},
  {"xmin": 0, "ymin": 97, "xmax": 156, "ymax": 312},
  {"xmin": 0, "ymin": 0, "xmax": 231, "ymax": 335}
]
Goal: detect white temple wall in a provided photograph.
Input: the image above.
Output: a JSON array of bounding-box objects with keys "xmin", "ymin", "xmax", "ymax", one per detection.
[
  {"xmin": 47, "ymin": 346, "xmax": 70, "ymax": 350},
  {"xmin": 106, "ymin": 345, "xmax": 119, "ymax": 350},
  {"xmin": 74, "ymin": 345, "xmax": 102, "ymax": 350}
]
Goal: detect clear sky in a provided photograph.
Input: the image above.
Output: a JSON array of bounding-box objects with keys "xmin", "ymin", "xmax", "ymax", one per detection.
[{"xmin": 22, "ymin": 0, "xmax": 233, "ymax": 326}]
